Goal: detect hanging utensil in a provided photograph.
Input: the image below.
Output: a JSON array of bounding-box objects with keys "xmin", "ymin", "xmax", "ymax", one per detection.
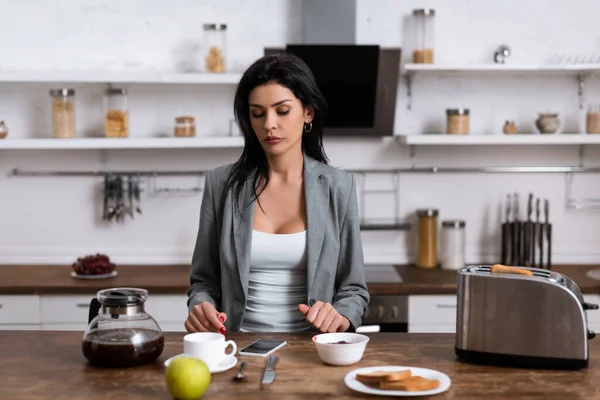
[
  {"xmin": 103, "ymin": 174, "xmax": 109, "ymax": 221},
  {"xmin": 107, "ymin": 174, "xmax": 117, "ymax": 221},
  {"xmin": 115, "ymin": 174, "xmax": 125, "ymax": 222},
  {"xmin": 134, "ymin": 176, "xmax": 142, "ymax": 215},
  {"xmin": 127, "ymin": 174, "xmax": 135, "ymax": 219}
]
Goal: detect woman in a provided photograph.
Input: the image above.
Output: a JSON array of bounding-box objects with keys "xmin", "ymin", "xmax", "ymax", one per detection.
[{"xmin": 185, "ymin": 53, "xmax": 369, "ymax": 334}]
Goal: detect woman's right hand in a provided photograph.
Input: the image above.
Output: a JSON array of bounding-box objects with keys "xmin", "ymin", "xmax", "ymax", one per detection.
[{"xmin": 184, "ymin": 301, "xmax": 228, "ymax": 334}]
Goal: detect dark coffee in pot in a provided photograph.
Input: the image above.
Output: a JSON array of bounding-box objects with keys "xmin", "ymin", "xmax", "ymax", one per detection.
[{"xmin": 82, "ymin": 328, "xmax": 164, "ymax": 368}]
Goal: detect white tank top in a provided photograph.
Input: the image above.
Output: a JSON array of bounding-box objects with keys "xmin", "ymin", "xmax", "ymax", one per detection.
[{"xmin": 239, "ymin": 229, "xmax": 312, "ymax": 332}]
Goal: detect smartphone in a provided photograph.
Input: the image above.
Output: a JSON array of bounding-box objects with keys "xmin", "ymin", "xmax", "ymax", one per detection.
[{"xmin": 238, "ymin": 338, "xmax": 287, "ymax": 357}]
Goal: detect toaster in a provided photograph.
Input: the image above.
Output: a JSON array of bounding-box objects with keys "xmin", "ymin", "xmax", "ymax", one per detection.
[{"xmin": 455, "ymin": 265, "xmax": 598, "ymax": 369}]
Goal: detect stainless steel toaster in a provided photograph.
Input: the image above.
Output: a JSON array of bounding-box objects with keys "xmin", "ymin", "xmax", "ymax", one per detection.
[{"xmin": 455, "ymin": 265, "xmax": 598, "ymax": 369}]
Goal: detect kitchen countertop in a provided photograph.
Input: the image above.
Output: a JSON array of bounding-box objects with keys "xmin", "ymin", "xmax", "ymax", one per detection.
[
  {"xmin": 1, "ymin": 264, "xmax": 600, "ymax": 295},
  {"xmin": 1, "ymin": 331, "xmax": 598, "ymax": 399}
]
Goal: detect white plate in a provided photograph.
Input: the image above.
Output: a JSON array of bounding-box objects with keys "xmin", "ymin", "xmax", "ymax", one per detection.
[
  {"xmin": 164, "ymin": 354, "xmax": 238, "ymax": 374},
  {"xmin": 71, "ymin": 271, "xmax": 118, "ymax": 280},
  {"xmin": 344, "ymin": 366, "xmax": 451, "ymax": 397}
]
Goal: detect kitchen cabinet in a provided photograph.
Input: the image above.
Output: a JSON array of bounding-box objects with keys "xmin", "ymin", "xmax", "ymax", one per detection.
[
  {"xmin": 408, "ymin": 294, "xmax": 457, "ymax": 333},
  {"xmin": 0, "ymin": 295, "xmax": 40, "ymax": 324},
  {"xmin": 40, "ymin": 295, "xmax": 91, "ymax": 322},
  {"xmin": 0, "ymin": 324, "xmax": 40, "ymax": 330},
  {"xmin": 0, "ymin": 294, "xmax": 189, "ymax": 332},
  {"xmin": 39, "ymin": 294, "xmax": 189, "ymax": 332},
  {"xmin": 0, "ymin": 295, "xmax": 41, "ymax": 331},
  {"xmin": 145, "ymin": 294, "xmax": 189, "ymax": 332}
]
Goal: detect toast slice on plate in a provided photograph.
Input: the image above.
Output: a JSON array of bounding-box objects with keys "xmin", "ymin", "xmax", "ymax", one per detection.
[
  {"xmin": 355, "ymin": 369, "xmax": 412, "ymax": 384},
  {"xmin": 379, "ymin": 375, "xmax": 441, "ymax": 391}
]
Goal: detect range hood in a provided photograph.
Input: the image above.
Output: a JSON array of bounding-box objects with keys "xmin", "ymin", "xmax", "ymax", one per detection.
[{"xmin": 265, "ymin": 0, "xmax": 401, "ymax": 137}]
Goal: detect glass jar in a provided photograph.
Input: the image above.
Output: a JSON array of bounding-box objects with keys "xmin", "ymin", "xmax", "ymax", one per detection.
[
  {"xmin": 411, "ymin": 9, "xmax": 435, "ymax": 64},
  {"xmin": 446, "ymin": 109, "xmax": 470, "ymax": 134},
  {"xmin": 440, "ymin": 220, "xmax": 466, "ymax": 271},
  {"xmin": 416, "ymin": 208, "xmax": 439, "ymax": 269},
  {"xmin": 0, "ymin": 121, "xmax": 7, "ymax": 139},
  {"xmin": 586, "ymin": 104, "xmax": 600, "ymax": 134},
  {"xmin": 174, "ymin": 116, "xmax": 196, "ymax": 137},
  {"xmin": 50, "ymin": 89, "xmax": 76, "ymax": 138},
  {"xmin": 204, "ymin": 23, "xmax": 227, "ymax": 73},
  {"xmin": 105, "ymin": 88, "xmax": 129, "ymax": 138}
]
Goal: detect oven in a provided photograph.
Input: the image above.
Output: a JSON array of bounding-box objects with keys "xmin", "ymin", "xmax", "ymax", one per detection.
[{"xmin": 357, "ymin": 265, "xmax": 408, "ymax": 333}]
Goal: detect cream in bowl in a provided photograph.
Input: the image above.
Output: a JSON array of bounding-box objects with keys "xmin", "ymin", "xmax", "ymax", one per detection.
[{"xmin": 312, "ymin": 332, "xmax": 370, "ymax": 366}]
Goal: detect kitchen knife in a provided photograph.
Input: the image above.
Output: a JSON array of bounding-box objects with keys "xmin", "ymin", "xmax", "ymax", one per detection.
[
  {"xmin": 260, "ymin": 355, "xmax": 279, "ymax": 390},
  {"xmin": 545, "ymin": 199, "xmax": 551, "ymax": 270},
  {"xmin": 501, "ymin": 194, "xmax": 511, "ymax": 264},
  {"xmin": 525, "ymin": 193, "xmax": 533, "ymax": 267},
  {"xmin": 537, "ymin": 198, "xmax": 543, "ymax": 269},
  {"xmin": 512, "ymin": 193, "xmax": 520, "ymax": 265}
]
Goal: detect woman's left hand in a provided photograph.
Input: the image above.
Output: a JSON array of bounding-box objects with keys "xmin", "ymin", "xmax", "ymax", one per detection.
[{"xmin": 298, "ymin": 301, "xmax": 350, "ymax": 333}]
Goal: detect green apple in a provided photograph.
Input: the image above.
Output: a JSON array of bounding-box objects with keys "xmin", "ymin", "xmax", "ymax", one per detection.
[{"xmin": 165, "ymin": 357, "xmax": 211, "ymax": 400}]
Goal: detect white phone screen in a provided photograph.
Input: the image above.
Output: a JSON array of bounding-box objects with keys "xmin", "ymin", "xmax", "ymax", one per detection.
[{"xmin": 239, "ymin": 339, "xmax": 286, "ymax": 357}]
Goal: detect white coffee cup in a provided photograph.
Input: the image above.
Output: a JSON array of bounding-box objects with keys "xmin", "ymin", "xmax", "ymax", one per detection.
[{"xmin": 183, "ymin": 332, "xmax": 237, "ymax": 370}]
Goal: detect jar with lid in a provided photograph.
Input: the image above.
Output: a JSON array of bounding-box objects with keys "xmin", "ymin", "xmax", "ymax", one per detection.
[
  {"xmin": 446, "ymin": 109, "xmax": 470, "ymax": 134},
  {"xmin": 50, "ymin": 89, "xmax": 76, "ymax": 138},
  {"xmin": 440, "ymin": 220, "xmax": 466, "ymax": 271},
  {"xmin": 204, "ymin": 23, "xmax": 227, "ymax": 73},
  {"xmin": 416, "ymin": 208, "xmax": 439, "ymax": 269},
  {"xmin": 105, "ymin": 88, "xmax": 129, "ymax": 138},
  {"xmin": 174, "ymin": 116, "xmax": 196, "ymax": 137},
  {"xmin": 0, "ymin": 121, "xmax": 7, "ymax": 139},
  {"xmin": 586, "ymin": 104, "xmax": 600, "ymax": 134},
  {"xmin": 411, "ymin": 9, "xmax": 435, "ymax": 64}
]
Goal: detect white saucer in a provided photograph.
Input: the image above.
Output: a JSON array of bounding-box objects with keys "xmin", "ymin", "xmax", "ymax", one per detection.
[
  {"xmin": 344, "ymin": 366, "xmax": 451, "ymax": 397},
  {"xmin": 164, "ymin": 354, "xmax": 238, "ymax": 374},
  {"xmin": 71, "ymin": 271, "xmax": 118, "ymax": 280}
]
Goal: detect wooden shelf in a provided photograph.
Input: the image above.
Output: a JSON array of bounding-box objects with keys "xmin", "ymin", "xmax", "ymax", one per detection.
[
  {"xmin": 0, "ymin": 137, "xmax": 245, "ymax": 150},
  {"xmin": 0, "ymin": 70, "xmax": 241, "ymax": 84},
  {"xmin": 403, "ymin": 63, "xmax": 600, "ymax": 75},
  {"xmin": 397, "ymin": 134, "xmax": 600, "ymax": 145}
]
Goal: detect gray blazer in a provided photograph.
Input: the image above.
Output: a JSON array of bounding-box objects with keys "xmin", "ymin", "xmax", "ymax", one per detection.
[{"xmin": 186, "ymin": 155, "xmax": 370, "ymax": 331}]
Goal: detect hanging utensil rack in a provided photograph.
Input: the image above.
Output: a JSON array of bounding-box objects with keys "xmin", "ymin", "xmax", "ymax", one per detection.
[
  {"xmin": 9, "ymin": 164, "xmax": 600, "ymax": 227},
  {"xmin": 12, "ymin": 165, "xmax": 600, "ymax": 177}
]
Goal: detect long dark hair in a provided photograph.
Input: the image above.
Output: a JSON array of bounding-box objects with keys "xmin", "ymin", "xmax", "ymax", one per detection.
[{"xmin": 226, "ymin": 53, "xmax": 329, "ymax": 213}]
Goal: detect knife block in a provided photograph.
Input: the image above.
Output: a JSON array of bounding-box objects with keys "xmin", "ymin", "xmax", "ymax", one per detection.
[{"xmin": 500, "ymin": 221, "xmax": 552, "ymax": 269}]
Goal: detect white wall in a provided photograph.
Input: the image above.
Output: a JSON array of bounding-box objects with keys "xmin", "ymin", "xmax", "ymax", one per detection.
[{"xmin": 0, "ymin": 0, "xmax": 599, "ymax": 265}]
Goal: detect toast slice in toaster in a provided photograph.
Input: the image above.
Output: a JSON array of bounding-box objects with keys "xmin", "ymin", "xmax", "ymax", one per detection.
[
  {"xmin": 355, "ymin": 369, "xmax": 412, "ymax": 384},
  {"xmin": 379, "ymin": 376, "xmax": 440, "ymax": 391},
  {"xmin": 491, "ymin": 264, "xmax": 533, "ymax": 276}
]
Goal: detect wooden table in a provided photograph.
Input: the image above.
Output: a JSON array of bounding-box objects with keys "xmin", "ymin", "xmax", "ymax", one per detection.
[{"xmin": 1, "ymin": 331, "xmax": 599, "ymax": 399}]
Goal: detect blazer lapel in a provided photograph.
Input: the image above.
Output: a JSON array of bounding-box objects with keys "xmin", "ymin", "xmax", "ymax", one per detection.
[
  {"xmin": 232, "ymin": 179, "xmax": 255, "ymax": 298},
  {"xmin": 304, "ymin": 156, "xmax": 328, "ymax": 296}
]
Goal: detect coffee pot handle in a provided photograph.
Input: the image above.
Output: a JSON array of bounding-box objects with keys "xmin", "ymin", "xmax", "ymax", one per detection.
[{"xmin": 88, "ymin": 298, "xmax": 101, "ymax": 324}]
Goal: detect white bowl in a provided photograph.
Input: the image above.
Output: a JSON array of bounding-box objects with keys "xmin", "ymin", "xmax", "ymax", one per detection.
[{"xmin": 312, "ymin": 332, "xmax": 370, "ymax": 366}]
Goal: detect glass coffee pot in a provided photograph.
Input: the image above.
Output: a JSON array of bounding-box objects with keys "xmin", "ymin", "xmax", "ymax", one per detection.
[{"xmin": 82, "ymin": 288, "xmax": 164, "ymax": 368}]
